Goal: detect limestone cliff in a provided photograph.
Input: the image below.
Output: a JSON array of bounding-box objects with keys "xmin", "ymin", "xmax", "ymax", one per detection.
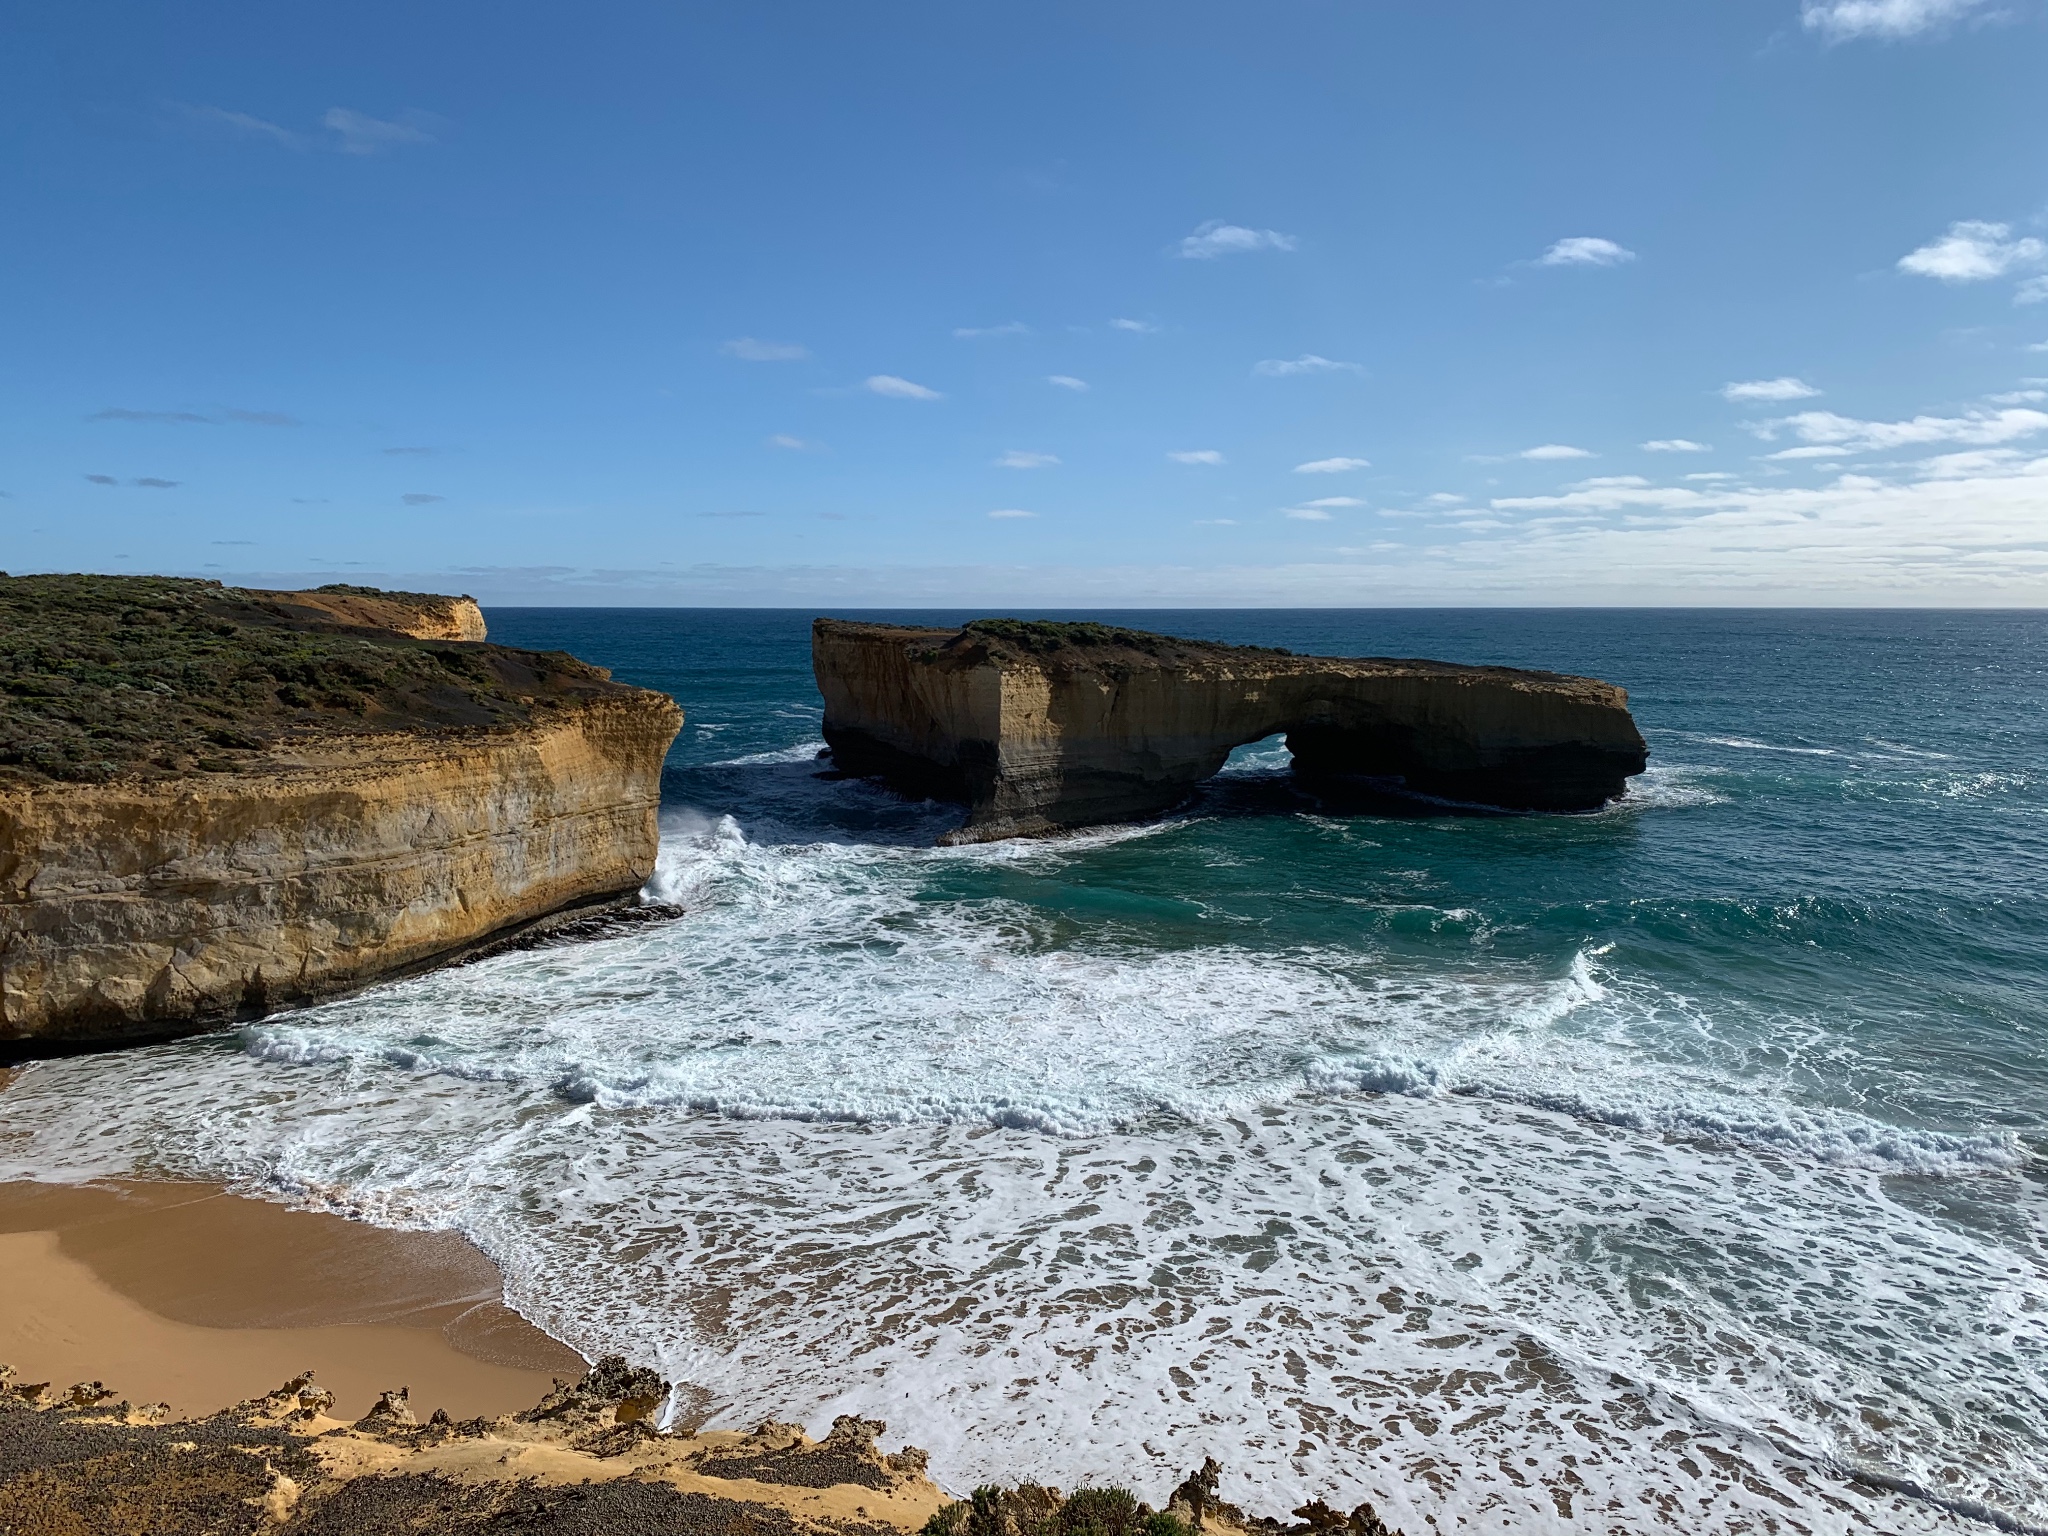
[
  {"xmin": 815, "ymin": 618, "xmax": 1647, "ymax": 841},
  {"xmin": 1, "ymin": 575, "xmax": 681, "ymax": 1047}
]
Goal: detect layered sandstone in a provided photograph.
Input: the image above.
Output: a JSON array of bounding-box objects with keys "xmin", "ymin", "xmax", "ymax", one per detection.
[
  {"xmin": 815, "ymin": 618, "xmax": 1646, "ymax": 841},
  {"xmin": 1, "ymin": 576, "xmax": 681, "ymax": 1047},
  {"xmin": 239, "ymin": 584, "xmax": 489, "ymax": 642}
]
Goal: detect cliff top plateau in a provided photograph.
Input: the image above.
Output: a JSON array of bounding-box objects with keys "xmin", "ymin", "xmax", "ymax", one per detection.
[{"xmin": 0, "ymin": 574, "xmax": 625, "ymax": 788}]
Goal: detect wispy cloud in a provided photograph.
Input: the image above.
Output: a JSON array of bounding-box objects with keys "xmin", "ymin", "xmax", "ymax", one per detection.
[
  {"xmin": 1284, "ymin": 507, "xmax": 1334, "ymax": 521},
  {"xmin": 84, "ymin": 474, "xmax": 118, "ymax": 485},
  {"xmin": 1254, "ymin": 354, "xmax": 1362, "ymax": 378},
  {"xmin": 1047, "ymin": 375, "xmax": 1090, "ymax": 392},
  {"xmin": 324, "ymin": 107, "xmax": 434, "ymax": 155},
  {"xmin": 89, "ymin": 407, "xmax": 211, "ymax": 424},
  {"xmin": 89, "ymin": 406, "xmax": 297, "ymax": 425},
  {"xmin": 1539, "ymin": 237, "xmax": 1636, "ymax": 268},
  {"xmin": 384, "ymin": 445, "xmax": 435, "ymax": 456},
  {"xmin": 996, "ymin": 450, "xmax": 1060, "ymax": 469},
  {"xmin": 1294, "ymin": 456, "xmax": 1370, "ymax": 473},
  {"xmin": 1193, "ymin": 518, "xmax": 1238, "ymax": 526},
  {"xmin": 1803, "ymin": 0, "xmax": 1992, "ymax": 40},
  {"xmin": 953, "ymin": 322, "xmax": 1029, "ymax": 339},
  {"xmin": 1109, "ymin": 318, "xmax": 1158, "ymax": 333},
  {"xmin": 1175, "ymin": 221, "xmax": 1297, "ymax": 259},
  {"xmin": 864, "ymin": 375, "xmax": 942, "ymax": 400},
  {"xmin": 1521, "ymin": 444, "xmax": 1594, "ymax": 460},
  {"xmin": 1168, "ymin": 450, "xmax": 1225, "ymax": 465},
  {"xmin": 1723, "ymin": 377, "xmax": 1821, "ymax": 402},
  {"xmin": 1897, "ymin": 221, "xmax": 2046, "ymax": 282},
  {"xmin": 1763, "ymin": 406, "xmax": 2048, "ymax": 453},
  {"xmin": 987, "ymin": 508, "xmax": 1037, "ymax": 519},
  {"xmin": 723, "ymin": 337, "xmax": 809, "ymax": 362},
  {"xmin": 1643, "ymin": 438, "xmax": 1711, "ymax": 452},
  {"xmin": 2017, "ymin": 277, "xmax": 2048, "ymax": 306},
  {"xmin": 176, "ymin": 103, "xmax": 302, "ymax": 147},
  {"xmin": 1304, "ymin": 496, "xmax": 1364, "ymax": 508},
  {"xmin": 1988, "ymin": 390, "xmax": 2048, "ymax": 405},
  {"xmin": 133, "ymin": 477, "xmax": 180, "ymax": 489},
  {"xmin": 768, "ymin": 434, "xmax": 823, "ymax": 451},
  {"xmin": 402, "ymin": 492, "xmax": 445, "ymax": 505}
]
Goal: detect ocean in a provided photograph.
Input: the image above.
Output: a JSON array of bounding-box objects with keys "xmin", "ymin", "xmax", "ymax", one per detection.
[{"xmin": 3, "ymin": 608, "xmax": 2044, "ymax": 1534}]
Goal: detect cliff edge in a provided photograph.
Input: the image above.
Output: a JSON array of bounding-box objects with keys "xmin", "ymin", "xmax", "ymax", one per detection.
[
  {"xmin": 0, "ymin": 575, "xmax": 682, "ymax": 1048},
  {"xmin": 814, "ymin": 618, "xmax": 1646, "ymax": 842}
]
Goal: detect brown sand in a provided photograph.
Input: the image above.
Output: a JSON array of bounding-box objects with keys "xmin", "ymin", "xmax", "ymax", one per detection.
[{"xmin": 0, "ymin": 1179, "xmax": 587, "ymax": 1420}]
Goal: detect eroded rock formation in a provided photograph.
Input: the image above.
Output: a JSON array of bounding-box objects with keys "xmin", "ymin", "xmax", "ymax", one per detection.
[
  {"xmin": 1, "ymin": 576, "xmax": 681, "ymax": 1047},
  {"xmin": 815, "ymin": 618, "xmax": 1646, "ymax": 841}
]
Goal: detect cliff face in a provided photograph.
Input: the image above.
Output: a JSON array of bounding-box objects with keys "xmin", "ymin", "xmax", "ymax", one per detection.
[
  {"xmin": 1, "ymin": 576, "xmax": 681, "ymax": 1047},
  {"xmin": 239, "ymin": 585, "xmax": 489, "ymax": 642},
  {"xmin": 815, "ymin": 618, "xmax": 1647, "ymax": 842}
]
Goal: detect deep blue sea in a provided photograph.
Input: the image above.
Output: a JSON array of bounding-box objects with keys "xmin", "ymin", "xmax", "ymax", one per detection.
[{"xmin": 4, "ymin": 609, "xmax": 2044, "ymax": 1535}]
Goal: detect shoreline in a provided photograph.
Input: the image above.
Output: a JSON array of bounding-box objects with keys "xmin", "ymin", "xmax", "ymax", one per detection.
[{"xmin": 0, "ymin": 1178, "xmax": 587, "ymax": 1422}]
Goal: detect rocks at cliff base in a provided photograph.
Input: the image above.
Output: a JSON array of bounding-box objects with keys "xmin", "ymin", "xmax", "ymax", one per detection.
[{"xmin": 813, "ymin": 618, "xmax": 1647, "ymax": 842}]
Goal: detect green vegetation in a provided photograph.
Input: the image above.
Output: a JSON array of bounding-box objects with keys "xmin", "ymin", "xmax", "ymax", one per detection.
[
  {"xmin": 963, "ymin": 618, "xmax": 1291, "ymax": 659},
  {"xmin": 923, "ymin": 1485, "xmax": 1190, "ymax": 1536},
  {"xmin": 0, "ymin": 573, "xmax": 610, "ymax": 787}
]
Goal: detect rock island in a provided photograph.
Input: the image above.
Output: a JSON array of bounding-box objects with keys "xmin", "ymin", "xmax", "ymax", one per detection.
[{"xmin": 815, "ymin": 617, "xmax": 1647, "ymax": 841}]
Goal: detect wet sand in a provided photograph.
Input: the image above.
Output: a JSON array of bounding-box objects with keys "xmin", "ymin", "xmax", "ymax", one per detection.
[{"xmin": 0, "ymin": 1179, "xmax": 587, "ymax": 1420}]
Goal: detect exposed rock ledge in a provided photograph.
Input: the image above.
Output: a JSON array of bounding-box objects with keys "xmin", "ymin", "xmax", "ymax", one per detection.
[
  {"xmin": 1, "ymin": 575, "xmax": 681, "ymax": 1048},
  {"xmin": 815, "ymin": 618, "xmax": 1646, "ymax": 842}
]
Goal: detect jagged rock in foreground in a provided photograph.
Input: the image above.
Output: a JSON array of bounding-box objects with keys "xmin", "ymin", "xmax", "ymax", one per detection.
[
  {"xmin": 0, "ymin": 575, "xmax": 682, "ymax": 1048},
  {"xmin": 0, "ymin": 1359, "xmax": 1406, "ymax": 1536},
  {"xmin": 814, "ymin": 618, "xmax": 1647, "ymax": 842}
]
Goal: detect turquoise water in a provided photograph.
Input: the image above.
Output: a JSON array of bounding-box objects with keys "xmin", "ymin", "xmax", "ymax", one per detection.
[{"xmin": 3, "ymin": 608, "xmax": 2043, "ymax": 1534}]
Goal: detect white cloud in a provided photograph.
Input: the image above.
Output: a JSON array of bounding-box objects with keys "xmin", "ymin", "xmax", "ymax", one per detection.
[
  {"xmin": 767, "ymin": 434, "xmax": 822, "ymax": 451},
  {"xmin": 1723, "ymin": 377, "xmax": 1821, "ymax": 402},
  {"xmin": 1194, "ymin": 518, "xmax": 1238, "ymax": 525},
  {"xmin": 1988, "ymin": 390, "xmax": 2048, "ymax": 405},
  {"xmin": 1572, "ymin": 476, "xmax": 1651, "ymax": 489},
  {"xmin": 1521, "ymin": 444, "xmax": 1594, "ymax": 460},
  {"xmin": 323, "ymin": 107, "xmax": 433, "ymax": 154},
  {"xmin": 2029, "ymin": 341, "xmax": 2048, "ymax": 352},
  {"xmin": 1897, "ymin": 221, "xmax": 2046, "ymax": 283},
  {"xmin": 1765, "ymin": 445, "xmax": 1850, "ymax": 461},
  {"xmin": 1539, "ymin": 237, "xmax": 1636, "ymax": 268},
  {"xmin": 1109, "ymin": 318, "xmax": 1159, "ymax": 333},
  {"xmin": 865, "ymin": 375, "xmax": 942, "ymax": 400},
  {"xmin": 996, "ymin": 450, "xmax": 1060, "ymax": 469},
  {"xmin": 1047, "ymin": 375, "xmax": 1090, "ymax": 391},
  {"xmin": 724, "ymin": 337, "xmax": 810, "ymax": 362},
  {"xmin": 1686, "ymin": 472, "xmax": 1738, "ymax": 481},
  {"xmin": 1803, "ymin": 0, "xmax": 1992, "ymax": 40},
  {"xmin": 1304, "ymin": 496, "xmax": 1364, "ymax": 508},
  {"xmin": 1175, "ymin": 221, "xmax": 1297, "ymax": 259},
  {"xmin": 1168, "ymin": 450, "xmax": 1225, "ymax": 465},
  {"xmin": 1284, "ymin": 508, "xmax": 1334, "ymax": 521},
  {"xmin": 1643, "ymin": 438, "xmax": 1711, "ymax": 452},
  {"xmin": 178, "ymin": 104, "xmax": 302, "ymax": 147},
  {"xmin": 953, "ymin": 322, "xmax": 1029, "ymax": 339},
  {"xmin": 986, "ymin": 508, "xmax": 1037, "ymax": 519},
  {"xmin": 2017, "ymin": 277, "xmax": 2048, "ymax": 306},
  {"xmin": 1294, "ymin": 456, "xmax": 1370, "ymax": 473},
  {"xmin": 1770, "ymin": 406, "xmax": 2048, "ymax": 453},
  {"xmin": 1253, "ymin": 354, "xmax": 1364, "ymax": 377}
]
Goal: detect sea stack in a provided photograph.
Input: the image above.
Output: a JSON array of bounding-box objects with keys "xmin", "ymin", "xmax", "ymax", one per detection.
[
  {"xmin": 814, "ymin": 617, "xmax": 1647, "ymax": 842},
  {"xmin": 0, "ymin": 576, "xmax": 682, "ymax": 1048}
]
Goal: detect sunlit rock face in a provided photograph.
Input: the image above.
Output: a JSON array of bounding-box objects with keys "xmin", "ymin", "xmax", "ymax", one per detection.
[{"xmin": 813, "ymin": 618, "xmax": 1647, "ymax": 842}]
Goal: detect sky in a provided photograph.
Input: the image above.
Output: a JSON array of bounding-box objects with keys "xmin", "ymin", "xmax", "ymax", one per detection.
[{"xmin": 5, "ymin": 0, "xmax": 2048, "ymax": 606}]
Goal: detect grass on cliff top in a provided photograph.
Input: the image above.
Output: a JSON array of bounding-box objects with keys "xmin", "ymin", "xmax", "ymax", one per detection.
[
  {"xmin": 962, "ymin": 618, "xmax": 1291, "ymax": 660},
  {"xmin": 0, "ymin": 573, "xmax": 617, "ymax": 787}
]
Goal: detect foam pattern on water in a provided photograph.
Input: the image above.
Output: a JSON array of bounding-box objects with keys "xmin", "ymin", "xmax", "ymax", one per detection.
[{"xmin": 3, "ymin": 805, "xmax": 2043, "ymax": 1535}]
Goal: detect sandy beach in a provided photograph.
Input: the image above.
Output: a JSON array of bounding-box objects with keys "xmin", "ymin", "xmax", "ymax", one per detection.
[{"xmin": 0, "ymin": 1178, "xmax": 587, "ymax": 1421}]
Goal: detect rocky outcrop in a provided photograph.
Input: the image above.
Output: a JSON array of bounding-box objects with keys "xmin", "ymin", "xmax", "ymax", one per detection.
[
  {"xmin": 815, "ymin": 618, "xmax": 1646, "ymax": 841},
  {"xmin": 239, "ymin": 585, "xmax": 488, "ymax": 642},
  {"xmin": 0, "ymin": 577, "xmax": 681, "ymax": 1048}
]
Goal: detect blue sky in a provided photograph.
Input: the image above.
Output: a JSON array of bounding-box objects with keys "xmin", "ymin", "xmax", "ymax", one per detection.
[{"xmin": 6, "ymin": 0, "xmax": 2047, "ymax": 605}]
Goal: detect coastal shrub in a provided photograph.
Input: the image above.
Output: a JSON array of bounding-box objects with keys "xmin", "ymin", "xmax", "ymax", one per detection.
[
  {"xmin": 1142, "ymin": 1514, "xmax": 1194, "ymax": 1536},
  {"xmin": 922, "ymin": 1502, "xmax": 969, "ymax": 1536},
  {"xmin": 1061, "ymin": 1487, "xmax": 1143, "ymax": 1536},
  {"xmin": 0, "ymin": 573, "xmax": 612, "ymax": 786},
  {"xmin": 963, "ymin": 618, "xmax": 1290, "ymax": 660}
]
